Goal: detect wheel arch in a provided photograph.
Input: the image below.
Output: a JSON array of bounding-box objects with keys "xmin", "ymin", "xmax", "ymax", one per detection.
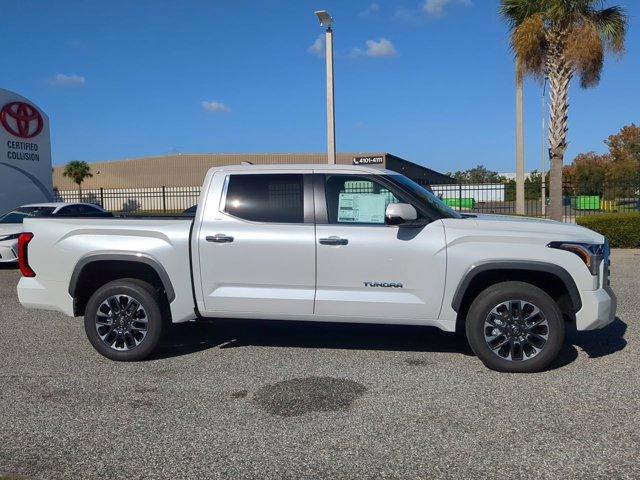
[
  {"xmin": 69, "ymin": 253, "xmax": 175, "ymax": 317},
  {"xmin": 452, "ymin": 261, "xmax": 581, "ymax": 329}
]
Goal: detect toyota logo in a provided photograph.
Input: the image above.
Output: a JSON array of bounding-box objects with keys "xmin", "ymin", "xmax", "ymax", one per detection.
[{"xmin": 1, "ymin": 102, "xmax": 44, "ymax": 139}]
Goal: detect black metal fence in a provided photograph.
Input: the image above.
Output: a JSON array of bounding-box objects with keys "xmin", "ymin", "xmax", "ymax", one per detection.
[
  {"xmin": 424, "ymin": 180, "xmax": 640, "ymax": 221},
  {"xmin": 54, "ymin": 187, "xmax": 201, "ymax": 214},
  {"xmin": 55, "ymin": 180, "xmax": 640, "ymax": 222}
]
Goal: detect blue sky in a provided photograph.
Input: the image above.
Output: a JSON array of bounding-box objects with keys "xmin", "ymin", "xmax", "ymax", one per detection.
[{"xmin": 1, "ymin": 0, "xmax": 638, "ymax": 173}]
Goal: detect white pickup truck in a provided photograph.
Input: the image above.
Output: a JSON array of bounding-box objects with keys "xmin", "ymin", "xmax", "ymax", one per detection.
[{"xmin": 17, "ymin": 164, "xmax": 616, "ymax": 372}]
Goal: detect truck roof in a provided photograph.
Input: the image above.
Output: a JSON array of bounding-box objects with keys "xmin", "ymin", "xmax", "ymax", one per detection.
[{"xmin": 206, "ymin": 164, "xmax": 396, "ymax": 175}]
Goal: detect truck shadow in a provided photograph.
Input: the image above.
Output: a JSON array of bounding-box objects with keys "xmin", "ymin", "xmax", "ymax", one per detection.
[
  {"xmin": 155, "ymin": 316, "xmax": 628, "ymax": 370},
  {"xmin": 157, "ymin": 320, "xmax": 474, "ymax": 359},
  {"xmin": 532, "ymin": 316, "xmax": 627, "ymax": 371},
  {"xmin": 565, "ymin": 317, "xmax": 627, "ymax": 359}
]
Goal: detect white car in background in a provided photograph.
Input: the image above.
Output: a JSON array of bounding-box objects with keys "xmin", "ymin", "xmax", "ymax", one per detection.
[{"xmin": 0, "ymin": 203, "xmax": 111, "ymax": 263}]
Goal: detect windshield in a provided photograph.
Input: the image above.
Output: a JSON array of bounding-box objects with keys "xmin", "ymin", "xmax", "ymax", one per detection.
[
  {"xmin": 385, "ymin": 175, "xmax": 462, "ymax": 219},
  {"xmin": 0, "ymin": 207, "xmax": 56, "ymax": 224}
]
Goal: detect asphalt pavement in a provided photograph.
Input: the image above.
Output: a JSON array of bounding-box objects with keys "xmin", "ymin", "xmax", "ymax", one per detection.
[{"xmin": 0, "ymin": 251, "xmax": 638, "ymax": 480}]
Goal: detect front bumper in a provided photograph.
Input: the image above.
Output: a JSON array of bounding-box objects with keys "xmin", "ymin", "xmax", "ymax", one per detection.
[{"xmin": 575, "ymin": 285, "xmax": 617, "ymax": 330}]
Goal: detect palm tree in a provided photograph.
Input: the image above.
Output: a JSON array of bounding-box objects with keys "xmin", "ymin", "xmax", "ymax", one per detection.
[
  {"xmin": 500, "ymin": 0, "xmax": 627, "ymax": 221},
  {"xmin": 63, "ymin": 160, "xmax": 93, "ymax": 200}
]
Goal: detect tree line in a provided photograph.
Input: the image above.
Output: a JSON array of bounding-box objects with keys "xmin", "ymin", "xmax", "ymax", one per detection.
[
  {"xmin": 564, "ymin": 123, "xmax": 640, "ymax": 193},
  {"xmin": 446, "ymin": 123, "xmax": 640, "ymax": 200}
]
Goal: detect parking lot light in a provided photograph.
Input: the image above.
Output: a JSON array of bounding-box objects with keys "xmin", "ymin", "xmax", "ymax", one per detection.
[{"xmin": 314, "ymin": 10, "xmax": 336, "ymax": 165}]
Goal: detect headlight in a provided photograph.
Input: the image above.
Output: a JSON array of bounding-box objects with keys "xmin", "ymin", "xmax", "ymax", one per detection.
[
  {"xmin": 0, "ymin": 233, "xmax": 20, "ymax": 242},
  {"xmin": 547, "ymin": 241, "xmax": 606, "ymax": 276}
]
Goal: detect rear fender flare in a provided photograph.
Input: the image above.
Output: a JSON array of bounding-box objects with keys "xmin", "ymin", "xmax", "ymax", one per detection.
[{"xmin": 68, "ymin": 252, "xmax": 175, "ymax": 302}]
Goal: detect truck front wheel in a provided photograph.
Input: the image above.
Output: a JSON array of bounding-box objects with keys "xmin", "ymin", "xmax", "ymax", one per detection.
[
  {"xmin": 84, "ymin": 279, "xmax": 164, "ymax": 361},
  {"xmin": 465, "ymin": 281, "xmax": 565, "ymax": 373}
]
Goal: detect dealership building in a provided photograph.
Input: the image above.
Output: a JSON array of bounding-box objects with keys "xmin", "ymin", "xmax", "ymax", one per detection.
[{"xmin": 52, "ymin": 152, "xmax": 454, "ymax": 190}]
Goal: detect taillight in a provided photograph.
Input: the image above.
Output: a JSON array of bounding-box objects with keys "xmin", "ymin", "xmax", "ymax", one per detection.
[{"xmin": 18, "ymin": 232, "xmax": 35, "ymax": 277}]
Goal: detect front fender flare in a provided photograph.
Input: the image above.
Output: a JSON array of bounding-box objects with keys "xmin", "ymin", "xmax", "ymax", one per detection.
[{"xmin": 451, "ymin": 260, "xmax": 582, "ymax": 312}]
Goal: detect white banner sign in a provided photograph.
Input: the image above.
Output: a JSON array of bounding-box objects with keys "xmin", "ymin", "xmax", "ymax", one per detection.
[{"xmin": 0, "ymin": 88, "xmax": 53, "ymax": 215}]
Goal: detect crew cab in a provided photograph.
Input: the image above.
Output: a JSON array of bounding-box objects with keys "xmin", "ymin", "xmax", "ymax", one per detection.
[{"xmin": 17, "ymin": 165, "xmax": 616, "ymax": 372}]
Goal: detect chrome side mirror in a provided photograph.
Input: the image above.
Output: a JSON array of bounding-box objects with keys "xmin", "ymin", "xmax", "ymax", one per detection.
[{"xmin": 385, "ymin": 203, "xmax": 417, "ymax": 225}]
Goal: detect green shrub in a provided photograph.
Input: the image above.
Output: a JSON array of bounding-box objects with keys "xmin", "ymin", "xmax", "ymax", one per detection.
[{"xmin": 577, "ymin": 212, "xmax": 640, "ymax": 248}]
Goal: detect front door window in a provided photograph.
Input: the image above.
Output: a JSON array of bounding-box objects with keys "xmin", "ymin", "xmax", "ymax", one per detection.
[{"xmin": 324, "ymin": 175, "xmax": 401, "ymax": 225}]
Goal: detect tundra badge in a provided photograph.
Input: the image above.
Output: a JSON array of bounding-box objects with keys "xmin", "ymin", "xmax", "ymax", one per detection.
[{"xmin": 363, "ymin": 282, "xmax": 404, "ymax": 288}]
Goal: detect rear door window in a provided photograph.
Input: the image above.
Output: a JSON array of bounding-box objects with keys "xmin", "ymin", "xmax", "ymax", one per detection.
[
  {"xmin": 55, "ymin": 206, "xmax": 78, "ymax": 216},
  {"xmin": 224, "ymin": 174, "xmax": 304, "ymax": 224},
  {"xmin": 75, "ymin": 205, "xmax": 108, "ymax": 216}
]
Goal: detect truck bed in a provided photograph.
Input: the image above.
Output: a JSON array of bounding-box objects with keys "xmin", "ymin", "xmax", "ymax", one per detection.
[{"xmin": 18, "ymin": 217, "xmax": 197, "ymax": 323}]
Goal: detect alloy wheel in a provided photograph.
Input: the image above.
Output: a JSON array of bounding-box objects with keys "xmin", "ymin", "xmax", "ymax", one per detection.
[
  {"xmin": 95, "ymin": 295, "xmax": 148, "ymax": 351},
  {"xmin": 483, "ymin": 300, "xmax": 549, "ymax": 362}
]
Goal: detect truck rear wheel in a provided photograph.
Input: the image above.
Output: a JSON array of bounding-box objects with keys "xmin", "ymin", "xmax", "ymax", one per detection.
[
  {"xmin": 84, "ymin": 279, "xmax": 164, "ymax": 361},
  {"xmin": 465, "ymin": 281, "xmax": 564, "ymax": 373}
]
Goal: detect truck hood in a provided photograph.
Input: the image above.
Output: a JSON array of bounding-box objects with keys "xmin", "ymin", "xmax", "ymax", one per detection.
[{"xmin": 443, "ymin": 214, "xmax": 604, "ymax": 244}]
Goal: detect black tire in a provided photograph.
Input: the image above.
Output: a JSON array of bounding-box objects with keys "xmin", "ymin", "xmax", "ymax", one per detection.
[
  {"xmin": 84, "ymin": 279, "xmax": 164, "ymax": 361},
  {"xmin": 465, "ymin": 281, "xmax": 564, "ymax": 373}
]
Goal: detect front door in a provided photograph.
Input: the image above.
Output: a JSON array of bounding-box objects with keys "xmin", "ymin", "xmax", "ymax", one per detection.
[
  {"xmin": 314, "ymin": 173, "xmax": 447, "ymax": 321},
  {"xmin": 197, "ymin": 171, "xmax": 316, "ymax": 316}
]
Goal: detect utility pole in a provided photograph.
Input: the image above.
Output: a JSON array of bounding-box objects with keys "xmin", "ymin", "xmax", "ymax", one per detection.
[
  {"xmin": 515, "ymin": 64, "xmax": 525, "ymax": 215},
  {"xmin": 541, "ymin": 78, "xmax": 548, "ymax": 216},
  {"xmin": 315, "ymin": 10, "xmax": 336, "ymax": 164}
]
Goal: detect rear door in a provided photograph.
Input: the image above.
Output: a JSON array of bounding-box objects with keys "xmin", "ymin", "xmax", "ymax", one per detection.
[
  {"xmin": 314, "ymin": 173, "xmax": 447, "ymax": 321},
  {"xmin": 197, "ymin": 171, "xmax": 316, "ymax": 316}
]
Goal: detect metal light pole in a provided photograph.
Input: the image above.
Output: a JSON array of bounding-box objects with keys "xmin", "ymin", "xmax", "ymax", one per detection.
[
  {"xmin": 315, "ymin": 10, "xmax": 336, "ymax": 164},
  {"xmin": 515, "ymin": 64, "xmax": 525, "ymax": 215}
]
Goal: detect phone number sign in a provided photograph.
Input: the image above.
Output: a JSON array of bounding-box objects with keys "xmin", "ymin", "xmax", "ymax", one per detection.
[{"xmin": 352, "ymin": 156, "xmax": 384, "ymax": 165}]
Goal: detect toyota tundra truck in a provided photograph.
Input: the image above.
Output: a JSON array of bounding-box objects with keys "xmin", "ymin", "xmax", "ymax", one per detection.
[{"xmin": 16, "ymin": 164, "xmax": 616, "ymax": 372}]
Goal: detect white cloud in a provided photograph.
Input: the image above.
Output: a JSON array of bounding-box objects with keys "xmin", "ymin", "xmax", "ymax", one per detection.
[
  {"xmin": 49, "ymin": 73, "xmax": 85, "ymax": 87},
  {"xmin": 393, "ymin": 7, "xmax": 421, "ymax": 24},
  {"xmin": 424, "ymin": 0, "xmax": 449, "ymax": 16},
  {"xmin": 308, "ymin": 33, "xmax": 325, "ymax": 58},
  {"xmin": 350, "ymin": 38, "xmax": 397, "ymax": 58},
  {"xmin": 423, "ymin": 0, "xmax": 472, "ymax": 17},
  {"xmin": 359, "ymin": 3, "xmax": 380, "ymax": 18},
  {"xmin": 201, "ymin": 101, "xmax": 230, "ymax": 113},
  {"xmin": 365, "ymin": 38, "xmax": 397, "ymax": 58}
]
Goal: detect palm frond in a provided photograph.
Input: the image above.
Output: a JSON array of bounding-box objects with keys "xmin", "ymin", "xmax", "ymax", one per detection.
[
  {"xmin": 499, "ymin": 0, "xmax": 627, "ymax": 89},
  {"xmin": 565, "ymin": 21, "xmax": 604, "ymax": 88},
  {"xmin": 511, "ymin": 14, "xmax": 547, "ymax": 79},
  {"xmin": 499, "ymin": 0, "xmax": 547, "ymax": 28},
  {"xmin": 592, "ymin": 6, "xmax": 627, "ymax": 53}
]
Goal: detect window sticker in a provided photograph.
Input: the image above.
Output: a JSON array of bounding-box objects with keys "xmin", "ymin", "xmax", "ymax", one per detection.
[{"xmin": 337, "ymin": 193, "xmax": 388, "ymax": 224}]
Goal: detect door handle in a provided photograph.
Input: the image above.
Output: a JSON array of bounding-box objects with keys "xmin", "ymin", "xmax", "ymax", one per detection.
[
  {"xmin": 206, "ymin": 234, "xmax": 234, "ymax": 243},
  {"xmin": 319, "ymin": 236, "xmax": 348, "ymax": 246}
]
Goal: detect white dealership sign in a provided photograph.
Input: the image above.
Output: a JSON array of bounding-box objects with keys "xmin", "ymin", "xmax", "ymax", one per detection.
[{"xmin": 0, "ymin": 88, "xmax": 53, "ymax": 215}]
